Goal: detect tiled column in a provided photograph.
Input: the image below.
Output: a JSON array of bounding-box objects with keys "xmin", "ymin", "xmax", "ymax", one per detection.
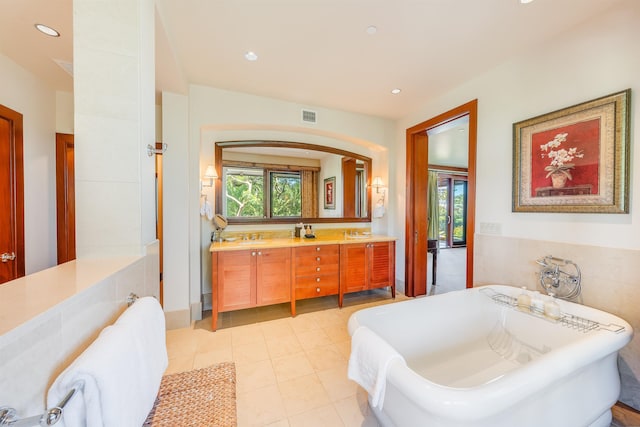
[{"xmin": 73, "ymin": 0, "xmax": 156, "ymax": 257}]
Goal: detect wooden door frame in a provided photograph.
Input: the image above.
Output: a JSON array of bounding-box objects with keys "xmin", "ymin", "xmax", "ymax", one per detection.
[
  {"xmin": 0, "ymin": 104, "xmax": 25, "ymax": 282},
  {"xmin": 155, "ymin": 142, "xmax": 164, "ymax": 306},
  {"xmin": 405, "ymin": 100, "xmax": 477, "ymax": 296},
  {"xmin": 56, "ymin": 133, "xmax": 75, "ymax": 264}
]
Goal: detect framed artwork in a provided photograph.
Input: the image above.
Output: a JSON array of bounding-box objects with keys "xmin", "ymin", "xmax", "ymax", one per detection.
[
  {"xmin": 324, "ymin": 176, "xmax": 336, "ymax": 209},
  {"xmin": 512, "ymin": 89, "xmax": 630, "ymax": 213}
]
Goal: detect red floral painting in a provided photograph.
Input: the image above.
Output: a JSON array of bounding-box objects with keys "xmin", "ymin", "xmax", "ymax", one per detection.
[
  {"xmin": 512, "ymin": 89, "xmax": 629, "ymax": 213},
  {"xmin": 530, "ymin": 119, "xmax": 601, "ymax": 197}
]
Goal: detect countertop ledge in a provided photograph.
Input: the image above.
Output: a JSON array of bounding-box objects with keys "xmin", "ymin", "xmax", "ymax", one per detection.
[
  {"xmin": 0, "ymin": 256, "xmax": 143, "ymax": 337},
  {"xmin": 209, "ymin": 235, "xmax": 397, "ymax": 252}
]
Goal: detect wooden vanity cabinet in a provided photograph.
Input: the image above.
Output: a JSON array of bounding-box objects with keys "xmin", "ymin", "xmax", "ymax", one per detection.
[
  {"xmin": 292, "ymin": 244, "xmax": 340, "ymax": 316},
  {"xmin": 212, "ymin": 247, "xmax": 292, "ymax": 330},
  {"xmin": 339, "ymin": 241, "xmax": 395, "ymax": 306}
]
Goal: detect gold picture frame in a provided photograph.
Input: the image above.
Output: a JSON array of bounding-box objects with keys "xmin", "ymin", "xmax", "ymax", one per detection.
[{"xmin": 513, "ymin": 89, "xmax": 630, "ymax": 213}]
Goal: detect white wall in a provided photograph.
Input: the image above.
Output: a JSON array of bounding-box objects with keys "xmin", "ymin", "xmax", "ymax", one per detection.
[
  {"xmin": 393, "ymin": 0, "xmax": 640, "ymax": 408},
  {"xmin": 0, "ymin": 53, "xmax": 57, "ymax": 274},
  {"xmin": 73, "ymin": 0, "xmax": 157, "ymax": 258},
  {"xmin": 161, "ymin": 92, "xmax": 192, "ymax": 327},
  {"xmin": 55, "ymin": 91, "xmax": 74, "ymax": 134}
]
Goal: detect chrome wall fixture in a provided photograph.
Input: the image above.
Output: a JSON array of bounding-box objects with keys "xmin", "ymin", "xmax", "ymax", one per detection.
[
  {"xmin": 146, "ymin": 143, "xmax": 167, "ymax": 157},
  {"xmin": 0, "ymin": 383, "xmax": 82, "ymax": 426},
  {"xmin": 536, "ymin": 255, "xmax": 582, "ymax": 300},
  {"xmin": 372, "ymin": 176, "xmax": 386, "ymax": 204}
]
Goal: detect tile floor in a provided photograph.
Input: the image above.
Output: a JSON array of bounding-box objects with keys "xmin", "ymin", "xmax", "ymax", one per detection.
[
  {"xmin": 165, "ymin": 289, "xmax": 409, "ymax": 426},
  {"xmin": 165, "ymin": 249, "xmax": 469, "ymax": 426}
]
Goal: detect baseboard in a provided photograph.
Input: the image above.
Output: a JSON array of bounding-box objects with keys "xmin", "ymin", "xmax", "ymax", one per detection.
[
  {"xmin": 164, "ymin": 309, "xmax": 191, "ymax": 330},
  {"xmin": 190, "ymin": 301, "xmax": 203, "ymax": 322}
]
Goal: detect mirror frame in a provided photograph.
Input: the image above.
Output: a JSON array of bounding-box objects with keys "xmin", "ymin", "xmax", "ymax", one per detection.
[{"xmin": 214, "ymin": 140, "xmax": 372, "ymax": 224}]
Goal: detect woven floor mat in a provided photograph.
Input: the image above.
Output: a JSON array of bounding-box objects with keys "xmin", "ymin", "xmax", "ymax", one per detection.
[{"xmin": 143, "ymin": 362, "xmax": 237, "ymax": 427}]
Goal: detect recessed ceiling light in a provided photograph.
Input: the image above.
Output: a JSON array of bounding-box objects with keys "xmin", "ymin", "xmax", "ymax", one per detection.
[
  {"xmin": 391, "ymin": 88, "xmax": 401, "ymax": 95},
  {"xmin": 35, "ymin": 23, "xmax": 60, "ymax": 37},
  {"xmin": 244, "ymin": 51, "xmax": 258, "ymax": 61},
  {"xmin": 366, "ymin": 26, "xmax": 377, "ymax": 35},
  {"xmin": 519, "ymin": 0, "xmax": 535, "ymax": 3}
]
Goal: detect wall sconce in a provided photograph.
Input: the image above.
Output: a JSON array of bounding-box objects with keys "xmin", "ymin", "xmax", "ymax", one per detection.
[
  {"xmin": 372, "ymin": 176, "xmax": 386, "ymax": 204},
  {"xmin": 202, "ymin": 165, "xmax": 218, "ymax": 187}
]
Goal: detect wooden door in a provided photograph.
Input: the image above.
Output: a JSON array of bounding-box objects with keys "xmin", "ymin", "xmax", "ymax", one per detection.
[
  {"xmin": 256, "ymin": 247, "xmax": 291, "ymax": 306},
  {"xmin": 405, "ymin": 100, "xmax": 477, "ymax": 295},
  {"xmin": 56, "ymin": 133, "xmax": 75, "ymax": 264},
  {"xmin": 0, "ymin": 105, "xmax": 24, "ymax": 284},
  {"xmin": 217, "ymin": 250, "xmax": 255, "ymax": 311},
  {"xmin": 405, "ymin": 131, "xmax": 429, "ymax": 296}
]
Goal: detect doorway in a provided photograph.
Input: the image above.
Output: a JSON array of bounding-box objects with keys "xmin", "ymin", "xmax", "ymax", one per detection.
[
  {"xmin": 0, "ymin": 104, "xmax": 25, "ymax": 284},
  {"xmin": 405, "ymin": 100, "xmax": 477, "ymax": 297}
]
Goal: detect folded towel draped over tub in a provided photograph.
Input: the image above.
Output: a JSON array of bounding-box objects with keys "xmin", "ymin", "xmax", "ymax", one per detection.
[
  {"xmin": 348, "ymin": 326, "xmax": 406, "ymax": 410},
  {"xmin": 47, "ymin": 297, "xmax": 168, "ymax": 427}
]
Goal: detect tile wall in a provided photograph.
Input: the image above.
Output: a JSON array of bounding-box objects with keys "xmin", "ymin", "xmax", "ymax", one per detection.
[
  {"xmin": 0, "ymin": 241, "xmax": 159, "ymax": 417},
  {"xmin": 475, "ymin": 234, "xmax": 640, "ymax": 409}
]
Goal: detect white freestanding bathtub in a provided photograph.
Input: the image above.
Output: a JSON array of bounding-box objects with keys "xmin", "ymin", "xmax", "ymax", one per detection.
[{"xmin": 347, "ymin": 285, "xmax": 632, "ymax": 427}]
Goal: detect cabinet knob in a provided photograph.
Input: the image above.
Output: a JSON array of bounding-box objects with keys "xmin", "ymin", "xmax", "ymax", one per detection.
[
  {"xmin": 316, "ymin": 287, "xmax": 321, "ymax": 293},
  {"xmin": 258, "ymin": 251, "xmax": 262, "ymax": 256},
  {"xmin": 316, "ymin": 267, "xmax": 321, "ymax": 272},
  {"xmin": 316, "ymin": 277, "xmax": 321, "ymax": 282},
  {"xmin": 251, "ymin": 251, "xmax": 256, "ymax": 256},
  {"xmin": 316, "ymin": 247, "xmax": 321, "ymax": 251},
  {"xmin": 316, "ymin": 257, "xmax": 320, "ymax": 261}
]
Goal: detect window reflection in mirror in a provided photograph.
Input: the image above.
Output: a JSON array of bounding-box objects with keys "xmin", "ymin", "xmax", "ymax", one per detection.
[
  {"xmin": 222, "ymin": 166, "xmax": 304, "ymax": 219},
  {"xmin": 214, "ymin": 141, "xmax": 371, "ymax": 224}
]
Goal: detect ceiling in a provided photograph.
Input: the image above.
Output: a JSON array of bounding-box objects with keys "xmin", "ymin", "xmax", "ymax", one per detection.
[{"xmin": 0, "ymin": 0, "xmax": 624, "ymax": 120}]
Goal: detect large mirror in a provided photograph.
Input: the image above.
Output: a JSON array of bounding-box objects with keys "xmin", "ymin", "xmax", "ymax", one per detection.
[{"xmin": 214, "ymin": 141, "xmax": 371, "ymax": 224}]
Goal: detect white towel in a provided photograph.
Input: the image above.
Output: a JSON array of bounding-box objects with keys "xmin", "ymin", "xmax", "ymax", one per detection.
[
  {"xmin": 200, "ymin": 199, "xmax": 213, "ymax": 220},
  {"xmin": 348, "ymin": 326, "xmax": 405, "ymax": 410},
  {"xmin": 373, "ymin": 199, "xmax": 385, "ymax": 218},
  {"xmin": 47, "ymin": 297, "xmax": 168, "ymax": 427}
]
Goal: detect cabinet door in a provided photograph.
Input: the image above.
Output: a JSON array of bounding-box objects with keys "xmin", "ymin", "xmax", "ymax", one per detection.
[
  {"xmin": 369, "ymin": 241, "xmax": 395, "ymax": 289},
  {"xmin": 256, "ymin": 247, "xmax": 291, "ymax": 306},
  {"xmin": 218, "ymin": 250, "xmax": 256, "ymax": 312},
  {"xmin": 340, "ymin": 243, "xmax": 368, "ymax": 294}
]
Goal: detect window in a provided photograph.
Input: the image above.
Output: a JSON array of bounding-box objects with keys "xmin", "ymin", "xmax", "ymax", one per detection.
[
  {"xmin": 270, "ymin": 171, "xmax": 301, "ymax": 217},
  {"xmin": 222, "ymin": 166, "xmax": 303, "ymax": 219},
  {"xmin": 223, "ymin": 167, "xmax": 264, "ymax": 218}
]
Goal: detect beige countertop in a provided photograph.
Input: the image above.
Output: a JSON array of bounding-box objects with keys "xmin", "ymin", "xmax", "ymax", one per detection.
[
  {"xmin": 0, "ymin": 256, "xmax": 142, "ymax": 337},
  {"xmin": 209, "ymin": 234, "xmax": 397, "ymax": 252}
]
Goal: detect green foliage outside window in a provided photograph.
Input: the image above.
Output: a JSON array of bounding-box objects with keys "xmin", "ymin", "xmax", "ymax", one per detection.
[
  {"xmin": 270, "ymin": 172, "xmax": 301, "ymax": 217},
  {"xmin": 225, "ymin": 168, "xmax": 264, "ymax": 217},
  {"xmin": 224, "ymin": 167, "xmax": 302, "ymax": 218}
]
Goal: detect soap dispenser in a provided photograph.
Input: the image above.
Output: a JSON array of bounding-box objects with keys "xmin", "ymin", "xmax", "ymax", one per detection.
[
  {"xmin": 544, "ymin": 293, "xmax": 561, "ymax": 320},
  {"xmin": 530, "ymin": 291, "xmax": 544, "ymax": 314},
  {"xmin": 516, "ymin": 287, "xmax": 531, "ymax": 312}
]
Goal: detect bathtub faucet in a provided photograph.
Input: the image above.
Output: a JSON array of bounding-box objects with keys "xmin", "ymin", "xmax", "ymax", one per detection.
[{"xmin": 536, "ymin": 255, "xmax": 581, "ymax": 300}]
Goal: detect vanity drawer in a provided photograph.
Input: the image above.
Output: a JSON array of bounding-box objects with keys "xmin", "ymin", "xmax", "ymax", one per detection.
[
  {"xmin": 295, "ymin": 277, "xmax": 339, "ymax": 299},
  {"xmin": 294, "ymin": 262, "xmax": 339, "ymax": 277},
  {"xmin": 294, "ymin": 244, "xmax": 339, "ymax": 258}
]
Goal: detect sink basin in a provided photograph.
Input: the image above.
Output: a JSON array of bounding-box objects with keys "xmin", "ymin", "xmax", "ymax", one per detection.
[
  {"xmin": 347, "ymin": 235, "xmax": 370, "ymax": 239},
  {"xmin": 238, "ymin": 240, "xmax": 267, "ymax": 245}
]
